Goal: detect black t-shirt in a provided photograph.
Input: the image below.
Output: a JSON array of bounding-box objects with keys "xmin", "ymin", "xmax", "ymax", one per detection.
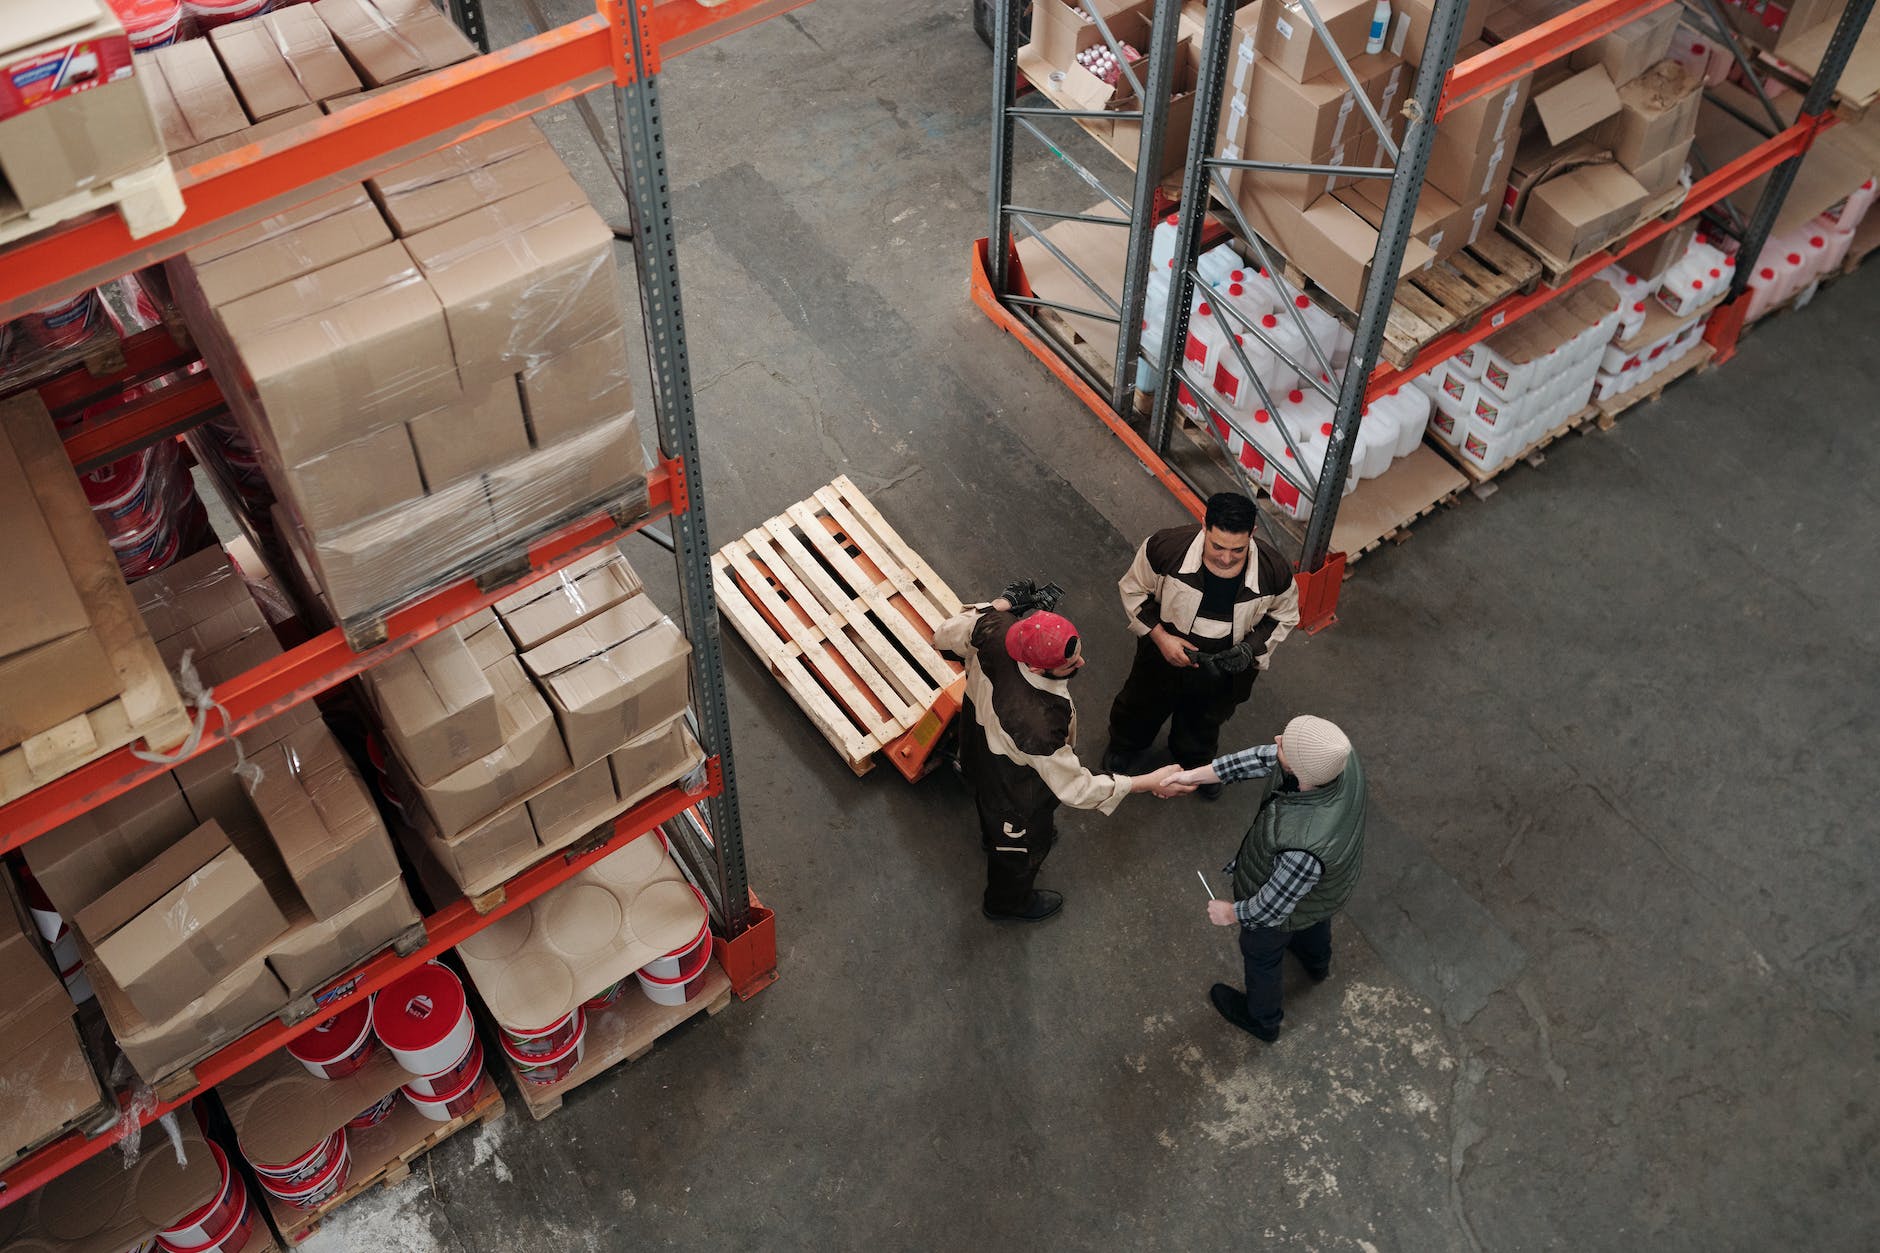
[{"xmin": 1193, "ymin": 568, "xmax": 1241, "ymax": 653}]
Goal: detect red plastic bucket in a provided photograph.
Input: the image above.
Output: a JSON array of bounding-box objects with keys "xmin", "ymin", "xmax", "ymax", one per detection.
[
  {"xmin": 501, "ymin": 1015, "xmax": 585, "ymax": 1087},
  {"xmin": 635, "ymin": 938, "xmax": 712, "ymax": 1007},
  {"xmin": 247, "ymin": 1129, "xmax": 340, "ymax": 1184},
  {"xmin": 156, "ymin": 1142, "xmax": 247, "ymax": 1251},
  {"xmin": 402, "ymin": 1059, "xmax": 484, "ymax": 1123},
  {"xmin": 287, "ymin": 999, "xmax": 377, "ymax": 1081},
  {"xmin": 638, "ymin": 886, "xmax": 711, "ymax": 979},
  {"xmin": 403, "ymin": 1036, "xmax": 483, "ymax": 1098},
  {"xmin": 499, "ymin": 1010, "xmax": 580, "ymax": 1060},
  {"xmin": 25, "ymin": 290, "xmax": 100, "ymax": 349},
  {"xmin": 110, "ymin": 0, "xmax": 184, "ymax": 49},
  {"xmin": 346, "ymin": 1090, "xmax": 398, "ymax": 1131},
  {"xmin": 259, "ymin": 1135, "xmax": 350, "ymax": 1211},
  {"xmin": 373, "ymin": 961, "xmax": 474, "ymax": 1077},
  {"xmin": 158, "ymin": 1191, "xmax": 254, "ymax": 1253}
]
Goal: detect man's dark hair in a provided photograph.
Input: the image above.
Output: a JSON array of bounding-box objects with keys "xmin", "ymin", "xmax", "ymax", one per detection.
[{"xmin": 1204, "ymin": 492, "xmax": 1258, "ymax": 535}]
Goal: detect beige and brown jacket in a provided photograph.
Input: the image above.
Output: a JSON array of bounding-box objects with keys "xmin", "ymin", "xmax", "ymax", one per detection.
[{"xmin": 1118, "ymin": 524, "xmax": 1300, "ymax": 669}]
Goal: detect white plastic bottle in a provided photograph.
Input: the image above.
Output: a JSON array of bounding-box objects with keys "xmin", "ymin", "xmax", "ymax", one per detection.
[
  {"xmin": 1352, "ymin": 406, "xmax": 1397, "ymax": 478},
  {"xmin": 1198, "ymin": 243, "xmax": 1246, "ymax": 290},
  {"xmin": 1255, "ymin": 311, "xmax": 1311, "ymax": 382},
  {"xmin": 1617, "ymin": 297, "xmax": 1648, "ymax": 340},
  {"xmin": 1813, "ymin": 214, "xmax": 1855, "ymax": 271},
  {"xmin": 1365, "ymin": 1, "xmax": 1391, "ymax": 55},
  {"xmin": 1209, "ymin": 334, "xmax": 1261, "ymax": 422},
  {"xmin": 1838, "ymin": 177, "xmax": 1878, "ymax": 231},
  {"xmin": 1179, "ymin": 299, "xmax": 1227, "ymax": 380},
  {"xmin": 1222, "ymin": 275, "xmax": 1275, "ymax": 325},
  {"xmin": 1286, "ymin": 292, "xmax": 1350, "ymax": 370},
  {"xmin": 1149, "ymin": 212, "xmax": 1182, "ymax": 271},
  {"xmin": 1376, "ymin": 385, "xmax": 1432, "ymax": 459},
  {"xmin": 1277, "ymin": 385, "xmax": 1334, "ymax": 447}
]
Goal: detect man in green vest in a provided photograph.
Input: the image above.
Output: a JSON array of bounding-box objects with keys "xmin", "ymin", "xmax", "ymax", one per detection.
[{"xmin": 1173, "ymin": 715, "xmax": 1365, "ymax": 1043}]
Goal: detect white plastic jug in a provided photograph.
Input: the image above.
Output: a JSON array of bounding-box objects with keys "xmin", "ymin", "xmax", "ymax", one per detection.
[
  {"xmin": 1433, "ymin": 363, "xmax": 1477, "ymax": 422},
  {"xmin": 1221, "ymin": 275, "xmax": 1276, "ymax": 326},
  {"xmin": 1353, "ymin": 407, "xmax": 1397, "ymax": 478},
  {"xmin": 1179, "ymin": 299, "xmax": 1228, "ymax": 381},
  {"xmin": 1150, "ymin": 213, "xmax": 1182, "ymax": 271},
  {"xmin": 1209, "ymin": 334, "xmax": 1262, "ymax": 421},
  {"xmin": 1813, "ymin": 214, "xmax": 1856, "ymax": 271},
  {"xmin": 1371, "ymin": 386, "xmax": 1431, "ymax": 459},
  {"xmin": 1278, "ymin": 385, "xmax": 1334, "ymax": 446},
  {"xmin": 1838, "ymin": 177, "xmax": 1877, "ymax": 231},
  {"xmin": 1254, "ymin": 311, "xmax": 1312, "ymax": 380},
  {"xmin": 1285, "ymin": 292, "xmax": 1352, "ymax": 370},
  {"xmin": 1199, "ymin": 243, "xmax": 1246, "ymax": 291},
  {"xmin": 1617, "ymin": 297, "xmax": 1648, "ymax": 340}
]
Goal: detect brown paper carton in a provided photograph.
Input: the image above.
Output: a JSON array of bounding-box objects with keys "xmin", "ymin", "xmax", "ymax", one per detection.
[
  {"xmin": 1518, "ymin": 162, "xmax": 1648, "ymax": 262},
  {"xmin": 264, "ymin": 875, "xmax": 418, "ymax": 993},
  {"xmin": 521, "ymin": 597, "xmax": 693, "ymax": 767},
  {"xmin": 609, "ymin": 715, "xmax": 705, "ymax": 810},
  {"xmin": 1596, "ymin": 60, "xmax": 1702, "ymax": 170},
  {"xmin": 362, "ymin": 622, "xmax": 503, "ymax": 785},
  {"xmin": 413, "ymin": 654, "xmax": 568, "ymax": 837},
  {"xmin": 303, "ymin": 467, "xmax": 501, "ymax": 623},
  {"xmin": 1567, "ymin": 4, "xmax": 1680, "ymax": 83},
  {"xmin": 482, "ymin": 411, "xmax": 647, "ymax": 540},
  {"xmin": 518, "ymin": 325, "xmax": 636, "ymax": 448},
  {"xmin": 494, "ymin": 551, "xmax": 644, "ymax": 653},
  {"xmin": 24, "ymin": 775, "xmax": 197, "ymax": 917},
  {"xmin": 1255, "ymin": 0, "xmax": 1376, "ymax": 84},
  {"xmin": 263, "ymin": 3, "xmax": 362, "ymax": 103},
  {"xmin": 407, "ymin": 376, "xmax": 532, "ymax": 490},
  {"xmin": 245, "ymin": 723, "xmax": 403, "ymax": 921},
  {"xmin": 133, "ymin": 544, "xmax": 265, "ymax": 642},
  {"xmin": 209, "ymin": 19, "xmax": 314, "ymax": 120},
  {"xmin": 1386, "ymin": 0, "xmax": 1490, "ymax": 65},
  {"xmin": 276, "ymin": 420, "xmax": 426, "ymax": 534},
  {"xmin": 189, "ymin": 195, "xmax": 393, "ymax": 308},
  {"xmin": 149, "ymin": 39, "xmax": 247, "ymax": 154},
  {"xmin": 1530, "ymin": 64, "xmax": 1622, "ymax": 146},
  {"xmin": 377, "ymin": 141, "xmax": 572, "ymax": 238},
  {"xmin": 313, "ymin": 0, "xmax": 477, "ymax": 86},
  {"xmin": 526, "ymin": 758, "xmax": 618, "ymax": 847},
  {"xmin": 428, "ymin": 803, "xmax": 538, "ymax": 890}
]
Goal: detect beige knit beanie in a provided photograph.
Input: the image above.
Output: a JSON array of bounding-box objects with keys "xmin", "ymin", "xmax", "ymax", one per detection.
[{"xmin": 1281, "ymin": 715, "xmax": 1350, "ymax": 787}]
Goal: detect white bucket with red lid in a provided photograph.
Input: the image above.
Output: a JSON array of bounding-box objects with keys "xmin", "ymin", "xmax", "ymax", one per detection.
[
  {"xmin": 158, "ymin": 1190, "xmax": 255, "ymax": 1253},
  {"xmin": 499, "ymin": 1010, "xmax": 581, "ymax": 1060},
  {"xmin": 403, "ymin": 1036, "xmax": 484, "ymax": 1098},
  {"xmin": 156, "ymin": 1141, "xmax": 247, "ymax": 1252},
  {"xmin": 635, "ymin": 940, "xmax": 712, "ymax": 1008},
  {"xmin": 346, "ymin": 1090, "xmax": 399, "ymax": 1130},
  {"xmin": 402, "ymin": 1059, "xmax": 484, "ymax": 1123},
  {"xmin": 638, "ymin": 885, "xmax": 711, "ymax": 980},
  {"xmin": 247, "ymin": 1128, "xmax": 341, "ymax": 1184},
  {"xmin": 287, "ymin": 998, "xmax": 378, "ymax": 1081},
  {"xmin": 501, "ymin": 1015, "xmax": 585, "ymax": 1087},
  {"xmin": 109, "ymin": 0, "xmax": 184, "ymax": 49},
  {"xmin": 373, "ymin": 961, "xmax": 473, "ymax": 1077},
  {"xmin": 259, "ymin": 1134, "xmax": 351, "ymax": 1211}
]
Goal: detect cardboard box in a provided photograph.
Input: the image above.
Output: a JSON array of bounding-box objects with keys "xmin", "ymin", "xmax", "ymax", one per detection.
[
  {"xmin": 376, "ymin": 140, "xmax": 571, "ymax": 238},
  {"xmin": 483, "ymin": 411, "xmax": 647, "ymax": 538},
  {"xmin": 1568, "ymin": 4, "xmax": 1680, "ymax": 83},
  {"xmin": 263, "ymin": 874, "xmax": 418, "ymax": 994},
  {"xmin": 413, "ymin": 655, "xmax": 568, "ymax": 837},
  {"xmin": 189, "ymin": 194, "xmax": 392, "ymax": 309},
  {"xmin": 362, "ymin": 622, "xmax": 503, "ymax": 785},
  {"xmin": 367, "ymin": 120, "xmax": 548, "ymax": 201},
  {"xmin": 1110, "ymin": 34, "xmax": 1201, "ymax": 180},
  {"xmin": 245, "ymin": 723, "xmax": 402, "ymax": 921},
  {"xmin": 517, "ymin": 326, "xmax": 636, "ymax": 449},
  {"xmin": 1620, "ymin": 216, "xmax": 1699, "ymax": 283},
  {"xmin": 85, "ymin": 935, "xmax": 285, "ymax": 1081},
  {"xmin": 407, "ymin": 376, "xmax": 532, "ymax": 490},
  {"xmin": 462, "ymin": 606, "xmax": 512, "ymax": 670},
  {"xmin": 609, "ymin": 715, "xmax": 705, "ymax": 809},
  {"xmin": 172, "ymin": 100, "xmax": 321, "ymax": 166},
  {"xmin": 305, "ymin": 472, "xmax": 502, "ymax": 622},
  {"xmin": 1339, "ymin": 180, "xmax": 1466, "ymax": 259},
  {"xmin": 1238, "ymin": 118, "xmax": 1378, "ymax": 209},
  {"xmin": 1598, "ymin": 60, "xmax": 1702, "ymax": 170},
  {"xmin": 1029, "ymin": 0, "xmax": 1143, "ymax": 68},
  {"xmin": 1530, "ymin": 64, "xmax": 1622, "ymax": 146},
  {"xmin": 276, "ymin": 420, "xmax": 426, "ymax": 534},
  {"xmin": 495, "ymin": 551, "xmax": 644, "ymax": 653},
  {"xmin": 176, "ymin": 701, "xmax": 325, "ymax": 839},
  {"xmin": 182, "ymin": 185, "xmax": 374, "ymax": 270},
  {"xmin": 1234, "ymin": 179, "xmax": 1436, "ymax": 314},
  {"xmin": 1502, "ymin": 134, "xmax": 1606, "ymax": 222},
  {"xmin": 1518, "ymin": 161, "xmax": 1648, "ymax": 262},
  {"xmin": 75, "ymin": 821, "xmax": 289, "ymax": 1023},
  {"xmin": 1423, "ymin": 46, "xmax": 1530, "ymax": 202},
  {"xmin": 0, "ymin": 1016, "xmax": 105, "ymax": 1164},
  {"xmin": 1627, "ymin": 137, "xmax": 1692, "ymax": 198},
  {"xmin": 1387, "ymin": 0, "xmax": 1490, "ymax": 66},
  {"xmin": 133, "ymin": 545, "xmax": 264, "ymax": 643},
  {"xmin": 1717, "ymin": 0, "xmax": 1841, "ymax": 53},
  {"xmin": 406, "ymin": 178, "xmax": 622, "ymax": 389},
  {"xmin": 263, "ymin": 2, "xmax": 363, "ymax": 103},
  {"xmin": 426, "ymin": 802, "xmax": 539, "ymax": 890},
  {"xmin": 521, "ymin": 596, "xmax": 693, "ymax": 768},
  {"xmin": 0, "ymin": 1112, "xmax": 224, "ymax": 1253},
  {"xmin": 313, "ymin": 0, "xmax": 478, "ymax": 86},
  {"xmin": 219, "ymin": 241, "xmax": 461, "ymax": 465},
  {"xmin": 1256, "ymin": 0, "xmax": 1376, "ymax": 84},
  {"xmin": 210, "ymin": 19, "xmax": 313, "ymax": 120},
  {"xmin": 526, "ymin": 758, "xmax": 617, "ymax": 847},
  {"xmin": 148, "ymin": 39, "xmax": 247, "ymax": 154},
  {"xmin": 1232, "ymin": 51, "xmax": 1402, "ymax": 170},
  {"xmin": 0, "ymin": 893, "xmax": 73, "ymax": 1061},
  {"xmin": 24, "ymin": 775, "xmax": 197, "ymax": 917},
  {"xmin": 0, "ymin": 2, "xmax": 160, "ymax": 211},
  {"xmin": 0, "ymin": 412, "xmax": 119, "ymax": 748}
]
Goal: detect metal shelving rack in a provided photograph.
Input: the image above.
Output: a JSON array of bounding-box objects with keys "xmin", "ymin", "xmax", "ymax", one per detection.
[
  {"xmin": 0, "ymin": 0, "xmax": 798, "ymax": 1211},
  {"xmin": 976, "ymin": 0, "xmax": 1875, "ymax": 628}
]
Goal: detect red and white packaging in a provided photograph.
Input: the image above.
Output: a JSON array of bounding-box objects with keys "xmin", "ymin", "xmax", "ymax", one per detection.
[
  {"xmin": 246, "ymin": 1129, "xmax": 340, "ymax": 1185},
  {"xmin": 635, "ymin": 940, "xmax": 713, "ymax": 1008},
  {"xmin": 258, "ymin": 1135, "xmax": 351, "ymax": 1211},
  {"xmin": 502, "ymin": 1015, "xmax": 586, "ymax": 1087},
  {"xmin": 500, "ymin": 1010, "xmax": 581, "ymax": 1060},
  {"xmin": 402, "ymin": 1063, "xmax": 484, "ymax": 1123},
  {"xmin": 403, "ymin": 1036, "xmax": 484, "ymax": 1098},
  {"xmin": 346, "ymin": 1090, "xmax": 399, "ymax": 1130},
  {"xmin": 287, "ymin": 998, "xmax": 379, "ymax": 1081},
  {"xmin": 581, "ymin": 980, "xmax": 626, "ymax": 1012},
  {"xmin": 156, "ymin": 1141, "xmax": 250, "ymax": 1253},
  {"xmin": 637, "ymin": 885, "xmax": 711, "ymax": 980},
  {"xmin": 373, "ymin": 961, "xmax": 475, "ymax": 1076}
]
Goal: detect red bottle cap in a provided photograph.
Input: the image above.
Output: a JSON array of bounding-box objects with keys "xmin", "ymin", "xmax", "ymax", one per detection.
[{"xmin": 1262, "ymin": 314, "xmax": 1278, "ymax": 327}]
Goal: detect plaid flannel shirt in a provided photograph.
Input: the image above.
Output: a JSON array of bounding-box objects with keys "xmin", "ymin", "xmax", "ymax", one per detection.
[{"xmin": 1215, "ymin": 744, "xmax": 1324, "ymax": 928}]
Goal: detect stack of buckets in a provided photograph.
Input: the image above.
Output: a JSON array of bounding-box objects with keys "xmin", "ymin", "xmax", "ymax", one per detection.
[
  {"xmin": 184, "ymin": 0, "xmax": 273, "ymax": 33},
  {"xmin": 497, "ymin": 1008, "xmax": 587, "ymax": 1088},
  {"xmin": 634, "ymin": 884, "xmax": 714, "ymax": 1007},
  {"xmin": 154, "ymin": 1140, "xmax": 255, "ymax": 1253},
  {"xmin": 18, "ymin": 867, "xmax": 94, "ymax": 1005},
  {"xmin": 109, "ymin": 0, "xmax": 187, "ymax": 50},
  {"xmin": 78, "ymin": 441, "xmax": 209, "ymax": 581}
]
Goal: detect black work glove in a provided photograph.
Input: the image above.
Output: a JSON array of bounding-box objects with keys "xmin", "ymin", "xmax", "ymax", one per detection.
[
  {"xmin": 1001, "ymin": 579, "xmax": 1065, "ymax": 616},
  {"xmin": 1195, "ymin": 637, "xmax": 1260, "ymax": 675}
]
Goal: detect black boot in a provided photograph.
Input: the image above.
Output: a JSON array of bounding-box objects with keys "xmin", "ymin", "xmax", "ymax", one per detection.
[
  {"xmin": 1209, "ymin": 983, "xmax": 1279, "ymax": 1042},
  {"xmin": 1101, "ymin": 747, "xmax": 1139, "ymax": 775},
  {"xmin": 983, "ymin": 889, "xmax": 1064, "ymax": 923},
  {"xmin": 1195, "ymin": 782, "xmax": 1224, "ymax": 802}
]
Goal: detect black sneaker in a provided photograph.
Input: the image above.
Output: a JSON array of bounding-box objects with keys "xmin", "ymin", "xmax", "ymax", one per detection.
[
  {"xmin": 1195, "ymin": 783, "xmax": 1224, "ymax": 802},
  {"xmin": 1209, "ymin": 983, "xmax": 1279, "ymax": 1042},
  {"xmin": 1301, "ymin": 962, "xmax": 1330, "ymax": 983},
  {"xmin": 983, "ymin": 889, "xmax": 1064, "ymax": 923}
]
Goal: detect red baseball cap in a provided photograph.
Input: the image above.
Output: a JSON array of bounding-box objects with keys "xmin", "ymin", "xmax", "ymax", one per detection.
[{"xmin": 1005, "ymin": 612, "xmax": 1079, "ymax": 671}]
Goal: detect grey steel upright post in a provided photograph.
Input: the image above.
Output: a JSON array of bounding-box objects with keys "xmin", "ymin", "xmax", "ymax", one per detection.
[
  {"xmin": 1724, "ymin": 0, "xmax": 1876, "ymax": 301},
  {"xmin": 1298, "ymin": 0, "xmax": 1471, "ymax": 572},
  {"xmin": 1146, "ymin": 0, "xmax": 1239, "ymax": 454},
  {"xmin": 446, "ymin": 0, "xmax": 490, "ymax": 53},
  {"xmin": 1109, "ymin": 2, "xmax": 1184, "ymax": 414},
  {"xmin": 987, "ymin": 0, "xmax": 1022, "ymax": 294},
  {"xmin": 614, "ymin": 6, "xmax": 750, "ymax": 935}
]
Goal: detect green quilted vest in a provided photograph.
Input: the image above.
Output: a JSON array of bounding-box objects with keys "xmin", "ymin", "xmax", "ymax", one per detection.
[{"xmin": 1230, "ymin": 750, "xmax": 1366, "ymax": 930}]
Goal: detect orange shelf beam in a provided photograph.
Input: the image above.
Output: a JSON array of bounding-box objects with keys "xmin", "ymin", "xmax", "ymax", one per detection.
[
  {"xmin": 1440, "ymin": 0, "xmax": 1682, "ymax": 117},
  {"xmin": 0, "ymin": 772, "xmax": 718, "ymax": 1211}
]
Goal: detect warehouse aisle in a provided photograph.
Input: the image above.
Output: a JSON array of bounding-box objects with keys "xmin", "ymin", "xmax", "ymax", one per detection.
[{"xmin": 302, "ymin": 3, "xmax": 1879, "ymax": 1249}]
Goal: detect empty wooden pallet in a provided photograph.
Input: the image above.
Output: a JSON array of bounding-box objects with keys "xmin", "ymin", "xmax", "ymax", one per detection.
[
  {"xmin": 1378, "ymin": 231, "xmax": 1542, "ymax": 367},
  {"xmin": 714, "ymin": 476, "xmax": 965, "ymax": 780}
]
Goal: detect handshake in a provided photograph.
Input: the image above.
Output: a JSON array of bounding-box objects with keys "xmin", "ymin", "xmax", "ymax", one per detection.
[{"xmin": 1126, "ymin": 764, "xmax": 1216, "ymax": 798}]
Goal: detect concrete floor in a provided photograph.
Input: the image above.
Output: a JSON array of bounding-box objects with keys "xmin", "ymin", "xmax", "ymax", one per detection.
[{"xmin": 303, "ymin": 3, "xmax": 1878, "ymax": 1249}]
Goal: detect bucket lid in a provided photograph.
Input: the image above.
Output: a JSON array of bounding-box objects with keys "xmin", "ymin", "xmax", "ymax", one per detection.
[
  {"xmin": 372, "ymin": 962, "xmax": 466, "ymax": 1053},
  {"xmin": 289, "ymin": 999, "xmax": 373, "ymax": 1067}
]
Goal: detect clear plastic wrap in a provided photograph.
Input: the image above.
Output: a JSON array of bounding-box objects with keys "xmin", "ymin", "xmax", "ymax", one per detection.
[
  {"xmin": 312, "ymin": 0, "xmax": 477, "ymax": 87},
  {"xmin": 0, "ymin": 270, "xmax": 170, "ymax": 397}
]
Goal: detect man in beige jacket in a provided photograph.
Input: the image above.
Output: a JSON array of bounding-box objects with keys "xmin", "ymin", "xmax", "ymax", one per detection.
[{"xmin": 1103, "ymin": 493, "xmax": 1300, "ymax": 800}]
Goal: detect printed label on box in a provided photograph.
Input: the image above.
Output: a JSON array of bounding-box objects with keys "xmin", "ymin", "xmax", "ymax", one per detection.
[
  {"xmin": 1474, "ymin": 396, "xmax": 1501, "ymax": 424},
  {"xmin": 0, "ymin": 36, "xmax": 135, "ymax": 120},
  {"xmin": 1274, "ymin": 15, "xmax": 1295, "ymax": 40},
  {"xmin": 1485, "ymin": 362, "xmax": 1510, "ymax": 390},
  {"xmin": 1463, "ymin": 431, "xmax": 1489, "ymax": 462}
]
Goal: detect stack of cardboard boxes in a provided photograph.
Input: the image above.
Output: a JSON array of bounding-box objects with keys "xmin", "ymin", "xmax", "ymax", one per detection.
[
  {"xmin": 0, "ymin": 880, "xmax": 107, "ymax": 1170},
  {"xmin": 1494, "ymin": 2, "xmax": 1701, "ymax": 264},
  {"xmin": 160, "ymin": 4, "xmax": 645, "ymax": 628},
  {"xmin": 24, "ymin": 549, "xmax": 421, "ymax": 1082},
  {"xmin": 364, "ymin": 550, "xmax": 704, "ymax": 897}
]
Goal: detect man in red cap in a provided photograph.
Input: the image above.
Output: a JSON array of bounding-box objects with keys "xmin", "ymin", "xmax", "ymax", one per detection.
[{"xmin": 934, "ymin": 593, "xmax": 1182, "ymax": 922}]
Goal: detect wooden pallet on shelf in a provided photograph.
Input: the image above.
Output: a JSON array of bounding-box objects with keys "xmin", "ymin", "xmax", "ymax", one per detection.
[
  {"xmin": 1594, "ymin": 342, "xmax": 1715, "ymax": 427},
  {"xmin": 266, "ymin": 1075, "xmax": 505, "ymax": 1245},
  {"xmin": 0, "ymin": 395, "xmax": 193, "ymax": 808},
  {"xmin": 1375, "ymin": 232, "xmax": 1542, "ymax": 367},
  {"xmin": 714, "ymin": 475, "xmax": 966, "ymax": 780},
  {"xmin": 502, "ymin": 960, "xmax": 733, "ymax": 1122},
  {"xmin": 0, "ymin": 158, "xmax": 183, "ymax": 250}
]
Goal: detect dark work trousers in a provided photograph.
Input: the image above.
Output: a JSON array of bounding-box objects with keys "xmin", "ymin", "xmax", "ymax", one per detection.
[
  {"xmin": 1107, "ymin": 635, "xmax": 1259, "ymax": 768},
  {"xmin": 974, "ymin": 795, "xmax": 1059, "ymax": 914},
  {"xmin": 1238, "ymin": 919, "xmax": 1333, "ymax": 1031}
]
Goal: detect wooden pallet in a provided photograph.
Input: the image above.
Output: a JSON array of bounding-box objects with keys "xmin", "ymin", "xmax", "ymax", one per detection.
[
  {"xmin": 1428, "ymin": 405, "xmax": 1600, "ymax": 493},
  {"xmin": 1595, "ymin": 342, "xmax": 1715, "ymax": 427},
  {"xmin": 0, "ymin": 395, "xmax": 192, "ymax": 807},
  {"xmin": 1377, "ymin": 232, "xmax": 1542, "ymax": 367},
  {"xmin": 268, "ymin": 1074, "xmax": 505, "ymax": 1245},
  {"xmin": 713, "ymin": 475, "xmax": 966, "ymax": 778},
  {"xmin": 0, "ymin": 158, "xmax": 183, "ymax": 248},
  {"xmin": 503, "ymin": 960, "xmax": 733, "ymax": 1122}
]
